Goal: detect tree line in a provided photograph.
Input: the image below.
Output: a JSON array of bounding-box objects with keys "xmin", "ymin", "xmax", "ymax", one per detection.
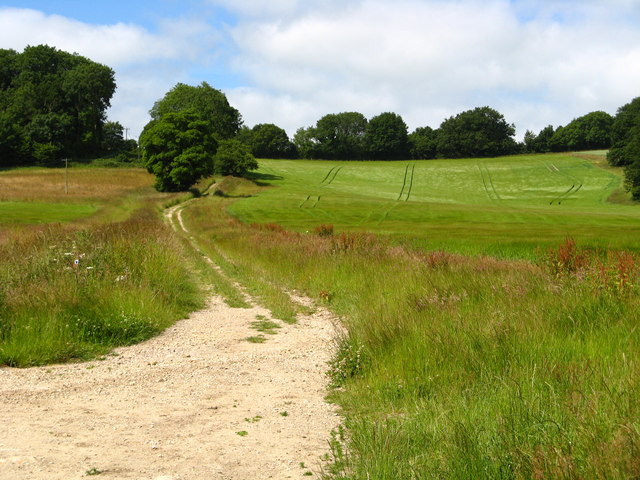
[
  {"xmin": 1, "ymin": 45, "xmax": 639, "ymax": 199},
  {"xmin": 0, "ymin": 45, "xmax": 135, "ymax": 167}
]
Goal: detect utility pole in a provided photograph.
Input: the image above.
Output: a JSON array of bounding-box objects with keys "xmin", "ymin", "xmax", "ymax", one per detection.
[
  {"xmin": 63, "ymin": 158, "xmax": 69, "ymax": 194},
  {"xmin": 124, "ymin": 127, "xmax": 130, "ymax": 141}
]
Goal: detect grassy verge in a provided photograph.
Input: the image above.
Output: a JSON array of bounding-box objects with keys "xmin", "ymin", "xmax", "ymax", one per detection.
[
  {"xmin": 0, "ymin": 165, "xmax": 209, "ymax": 367},
  {"xmin": 0, "ymin": 207, "xmax": 204, "ymax": 366},
  {"xmin": 180, "ymin": 177, "xmax": 303, "ymax": 322},
  {"xmin": 186, "ymin": 177, "xmax": 639, "ymax": 479}
]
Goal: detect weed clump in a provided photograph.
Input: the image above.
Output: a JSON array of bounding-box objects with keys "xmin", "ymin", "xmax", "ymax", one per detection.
[
  {"xmin": 314, "ymin": 224, "xmax": 334, "ymax": 237},
  {"xmin": 327, "ymin": 337, "xmax": 369, "ymax": 388}
]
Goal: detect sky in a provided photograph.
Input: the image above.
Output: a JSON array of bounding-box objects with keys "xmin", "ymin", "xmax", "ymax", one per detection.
[{"xmin": 1, "ymin": 0, "xmax": 640, "ymax": 140}]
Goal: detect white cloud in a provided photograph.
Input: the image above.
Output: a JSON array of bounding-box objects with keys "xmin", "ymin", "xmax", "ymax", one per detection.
[
  {"xmin": 0, "ymin": 7, "xmax": 220, "ymax": 138},
  {"xmin": 2, "ymin": 2, "xmax": 640, "ymax": 142},
  {"xmin": 224, "ymin": 0, "xmax": 640, "ymax": 138}
]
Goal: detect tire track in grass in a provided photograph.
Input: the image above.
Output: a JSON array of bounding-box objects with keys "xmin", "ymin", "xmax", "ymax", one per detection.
[
  {"xmin": 319, "ymin": 166, "xmax": 336, "ymax": 185},
  {"xmin": 483, "ymin": 161, "xmax": 502, "ymax": 201},
  {"xmin": 299, "ymin": 195, "xmax": 311, "ymax": 208},
  {"xmin": 397, "ymin": 164, "xmax": 410, "ymax": 200},
  {"xmin": 545, "ymin": 161, "xmax": 583, "ymax": 205},
  {"xmin": 324, "ymin": 166, "xmax": 343, "ymax": 186},
  {"xmin": 363, "ymin": 163, "xmax": 410, "ymax": 226},
  {"xmin": 404, "ymin": 163, "xmax": 416, "ymax": 202},
  {"xmin": 477, "ymin": 160, "xmax": 497, "ymax": 202},
  {"xmin": 377, "ymin": 163, "xmax": 415, "ymax": 225}
]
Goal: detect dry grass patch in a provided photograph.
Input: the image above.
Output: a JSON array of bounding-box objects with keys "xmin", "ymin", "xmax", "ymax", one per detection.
[{"xmin": 0, "ymin": 167, "xmax": 154, "ymax": 203}]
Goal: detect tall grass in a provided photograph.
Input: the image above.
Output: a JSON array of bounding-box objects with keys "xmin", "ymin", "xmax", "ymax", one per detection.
[
  {"xmin": 0, "ymin": 207, "xmax": 203, "ymax": 367},
  {"xmin": 185, "ymin": 179, "xmax": 640, "ymax": 479}
]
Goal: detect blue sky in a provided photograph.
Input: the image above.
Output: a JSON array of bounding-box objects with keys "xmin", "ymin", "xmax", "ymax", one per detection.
[{"xmin": 1, "ymin": 1, "xmax": 640, "ymax": 140}]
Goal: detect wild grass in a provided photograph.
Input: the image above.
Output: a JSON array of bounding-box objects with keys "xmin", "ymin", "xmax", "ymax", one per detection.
[
  {"xmin": 0, "ymin": 165, "xmax": 206, "ymax": 367},
  {"xmin": 0, "ymin": 208, "xmax": 203, "ymax": 366},
  {"xmin": 0, "ymin": 166, "xmax": 153, "ymax": 203},
  {"xmin": 185, "ymin": 177, "xmax": 640, "ymax": 479},
  {"xmin": 179, "ymin": 177, "xmax": 303, "ymax": 323}
]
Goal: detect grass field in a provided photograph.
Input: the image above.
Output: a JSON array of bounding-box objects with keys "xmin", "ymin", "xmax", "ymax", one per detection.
[
  {"xmin": 182, "ymin": 156, "xmax": 640, "ymax": 479},
  {"xmin": 0, "ymin": 166, "xmax": 205, "ymax": 366},
  {"xmin": 3, "ymin": 155, "xmax": 639, "ymax": 477},
  {"xmin": 228, "ymin": 152, "xmax": 640, "ymax": 258}
]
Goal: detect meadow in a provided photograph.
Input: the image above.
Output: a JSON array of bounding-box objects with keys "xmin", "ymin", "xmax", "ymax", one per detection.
[
  {"xmin": 230, "ymin": 152, "xmax": 640, "ymax": 258},
  {"xmin": 181, "ymin": 153, "xmax": 639, "ymax": 479},
  {"xmin": 2, "ymin": 153, "xmax": 638, "ymax": 478},
  {"xmin": 0, "ymin": 166, "xmax": 204, "ymax": 366}
]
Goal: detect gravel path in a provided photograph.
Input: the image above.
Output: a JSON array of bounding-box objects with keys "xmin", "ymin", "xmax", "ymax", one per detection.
[{"xmin": 0, "ymin": 201, "xmax": 341, "ymax": 480}]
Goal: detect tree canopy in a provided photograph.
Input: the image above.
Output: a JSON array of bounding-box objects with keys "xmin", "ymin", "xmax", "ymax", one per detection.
[
  {"xmin": 0, "ymin": 45, "xmax": 115, "ymax": 165},
  {"xmin": 365, "ymin": 112, "xmax": 410, "ymax": 160},
  {"xmin": 314, "ymin": 112, "xmax": 368, "ymax": 160},
  {"xmin": 150, "ymin": 82, "xmax": 242, "ymax": 140},
  {"xmin": 549, "ymin": 111, "xmax": 613, "ymax": 152},
  {"xmin": 140, "ymin": 111, "xmax": 217, "ymax": 192},
  {"xmin": 213, "ymin": 139, "xmax": 258, "ymax": 176},
  {"xmin": 408, "ymin": 126, "xmax": 438, "ymax": 159},
  {"xmin": 606, "ymin": 97, "xmax": 640, "ymax": 200},
  {"xmin": 436, "ymin": 106, "xmax": 517, "ymax": 158},
  {"xmin": 608, "ymin": 97, "xmax": 640, "ymax": 168},
  {"xmin": 523, "ymin": 125, "xmax": 555, "ymax": 153},
  {"xmin": 238, "ymin": 123, "xmax": 296, "ymax": 158}
]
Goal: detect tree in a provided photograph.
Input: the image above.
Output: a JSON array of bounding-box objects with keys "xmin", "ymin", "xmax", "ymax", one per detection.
[
  {"xmin": 0, "ymin": 45, "xmax": 115, "ymax": 164},
  {"xmin": 312, "ymin": 112, "xmax": 368, "ymax": 159},
  {"xmin": 101, "ymin": 121, "xmax": 126, "ymax": 154},
  {"xmin": 247, "ymin": 123, "xmax": 296, "ymax": 158},
  {"xmin": 149, "ymin": 82, "xmax": 242, "ymax": 140},
  {"xmin": 409, "ymin": 126, "xmax": 438, "ymax": 159},
  {"xmin": 524, "ymin": 125, "xmax": 556, "ymax": 153},
  {"xmin": 293, "ymin": 126, "xmax": 318, "ymax": 159},
  {"xmin": 213, "ymin": 139, "xmax": 258, "ymax": 176},
  {"xmin": 364, "ymin": 112, "xmax": 409, "ymax": 160},
  {"xmin": 549, "ymin": 111, "xmax": 613, "ymax": 152},
  {"xmin": 436, "ymin": 106, "xmax": 517, "ymax": 158},
  {"xmin": 608, "ymin": 97, "xmax": 640, "ymax": 167},
  {"xmin": 140, "ymin": 111, "xmax": 217, "ymax": 192}
]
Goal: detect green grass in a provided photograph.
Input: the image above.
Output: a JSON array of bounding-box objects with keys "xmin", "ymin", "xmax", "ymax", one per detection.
[
  {"xmin": 182, "ymin": 165, "xmax": 640, "ymax": 479},
  {"xmin": 0, "ymin": 200, "xmax": 97, "ymax": 224},
  {"xmin": 0, "ymin": 211, "xmax": 204, "ymax": 366},
  {"xmin": 0, "ymin": 165, "xmax": 206, "ymax": 367},
  {"xmin": 229, "ymin": 153, "xmax": 640, "ymax": 258}
]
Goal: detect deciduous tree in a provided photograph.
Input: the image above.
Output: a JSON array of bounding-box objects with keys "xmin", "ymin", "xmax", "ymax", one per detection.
[
  {"xmin": 436, "ymin": 106, "xmax": 517, "ymax": 158},
  {"xmin": 140, "ymin": 111, "xmax": 217, "ymax": 192},
  {"xmin": 150, "ymin": 82, "xmax": 242, "ymax": 140},
  {"xmin": 0, "ymin": 45, "xmax": 115, "ymax": 164},
  {"xmin": 213, "ymin": 139, "xmax": 258, "ymax": 176},
  {"xmin": 365, "ymin": 112, "xmax": 409, "ymax": 160}
]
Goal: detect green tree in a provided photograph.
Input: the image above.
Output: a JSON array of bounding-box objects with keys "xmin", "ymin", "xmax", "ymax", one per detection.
[
  {"xmin": 365, "ymin": 112, "xmax": 409, "ymax": 160},
  {"xmin": 150, "ymin": 82, "xmax": 242, "ymax": 140},
  {"xmin": 101, "ymin": 121, "xmax": 126, "ymax": 154},
  {"xmin": 312, "ymin": 112, "xmax": 368, "ymax": 159},
  {"xmin": 436, "ymin": 106, "xmax": 517, "ymax": 158},
  {"xmin": 409, "ymin": 126, "xmax": 438, "ymax": 159},
  {"xmin": 0, "ymin": 45, "xmax": 115, "ymax": 164},
  {"xmin": 140, "ymin": 111, "xmax": 217, "ymax": 192},
  {"xmin": 213, "ymin": 139, "xmax": 258, "ymax": 176},
  {"xmin": 293, "ymin": 126, "xmax": 318, "ymax": 159},
  {"xmin": 608, "ymin": 97, "xmax": 640, "ymax": 167},
  {"xmin": 550, "ymin": 111, "xmax": 613, "ymax": 152},
  {"xmin": 248, "ymin": 123, "xmax": 296, "ymax": 158}
]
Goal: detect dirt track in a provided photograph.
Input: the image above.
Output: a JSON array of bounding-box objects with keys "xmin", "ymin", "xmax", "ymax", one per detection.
[{"xmin": 0, "ymin": 201, "xmax": 341, "ymax": 480}]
